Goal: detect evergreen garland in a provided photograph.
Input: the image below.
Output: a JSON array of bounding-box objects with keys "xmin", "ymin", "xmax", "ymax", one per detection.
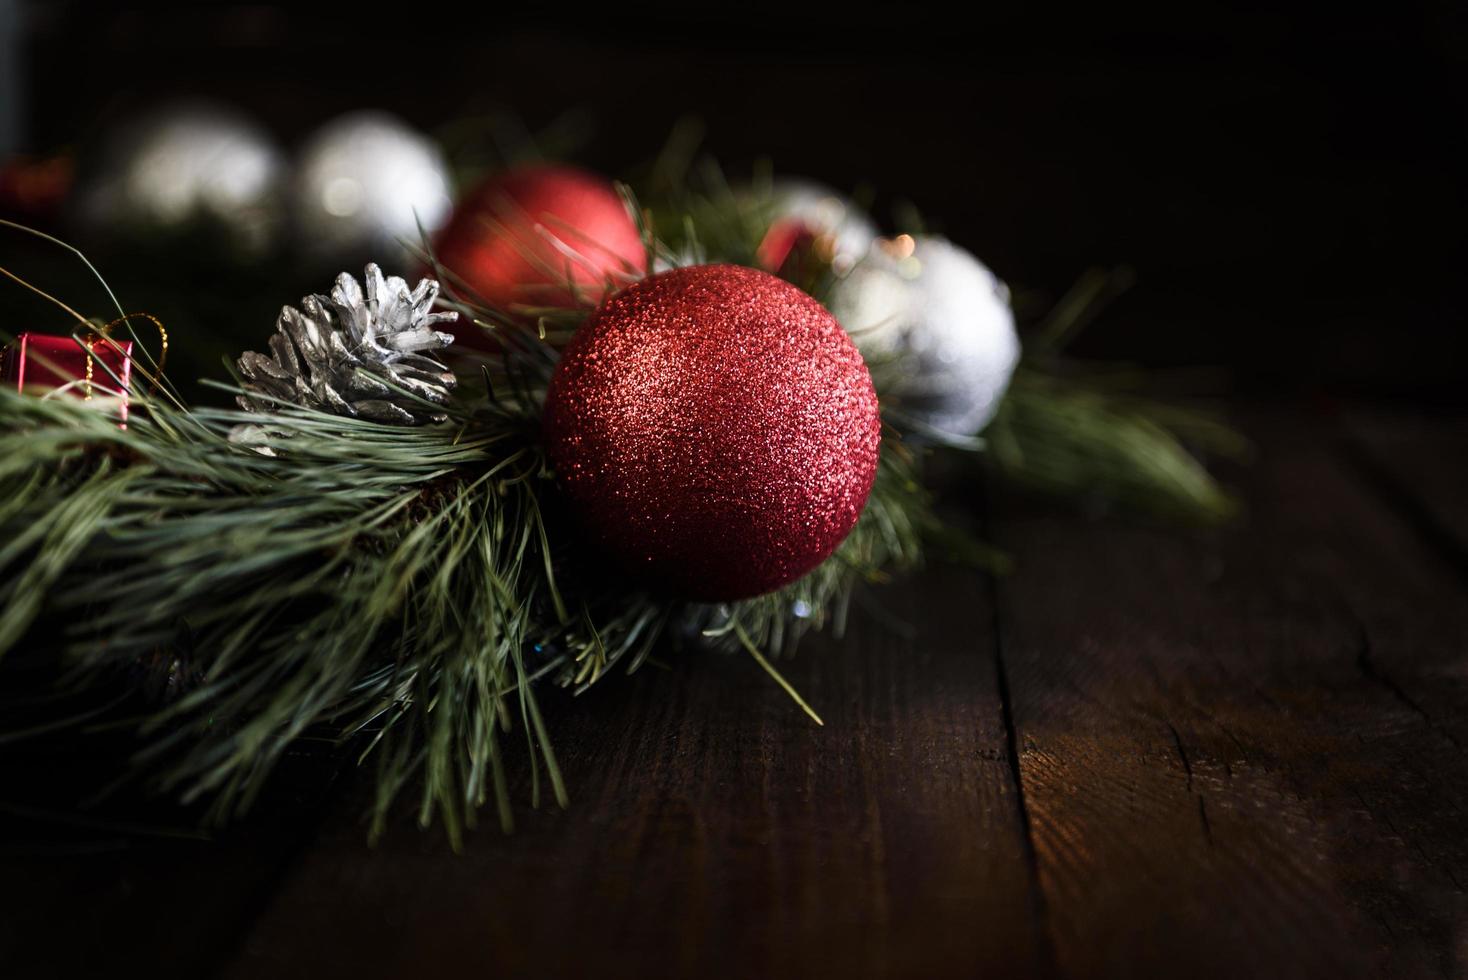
[{"xmin": 0, "ymin": 184, "xmax": 1240, "ymax": 844}]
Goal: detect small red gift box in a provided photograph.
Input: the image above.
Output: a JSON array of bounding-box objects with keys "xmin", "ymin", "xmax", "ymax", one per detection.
[{"xmin": 1, "ymin": 332, "xmax": 134, "ymax": 420}]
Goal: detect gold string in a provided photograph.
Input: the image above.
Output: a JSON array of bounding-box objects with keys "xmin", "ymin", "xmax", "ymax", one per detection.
[{"xmin": 97, "ymin": 312, "xmax": 169, "ymax": 394}]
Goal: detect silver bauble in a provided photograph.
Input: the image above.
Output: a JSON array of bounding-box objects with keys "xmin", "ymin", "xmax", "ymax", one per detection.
[
  {"xmin": 293, "ymin": 112, "xmax": 453, "ymax": 265},
  {"xmin": 828, "ymin": 235, "xmax": 1021, "ymax": 438},
  {"xmin": 755, "ymin": 178, "xmax": 878, "ymax": 274},
  {"xmin": 76, "ymin": 102, "xmax": 286, "ymax": 252}
]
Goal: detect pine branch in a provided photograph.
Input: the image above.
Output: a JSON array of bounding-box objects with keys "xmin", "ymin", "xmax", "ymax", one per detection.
[
  {"xmin": 0, "ymin": 356, "xmax": 931, "ymax": 845},
  {"xmin": 986, "ymin": 366, "xmax": 1246, "ymax": 523},
  {"xmin": 0, "ymin": 175, "xmax": 1241, "ymax": 846}
]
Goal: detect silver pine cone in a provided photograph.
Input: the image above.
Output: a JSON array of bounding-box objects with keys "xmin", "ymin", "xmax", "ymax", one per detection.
[{"xmin": 237, "ymin": 263, "xmax": 458, "ymax": 425}]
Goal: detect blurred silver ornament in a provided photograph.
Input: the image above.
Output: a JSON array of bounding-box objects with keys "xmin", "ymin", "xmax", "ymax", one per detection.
[
  {"xmin": 828, "ymin": 235, "xmax": 1021, "ymax": 439},
  {"xmin": 764, "ymin": 179, "xmax": 878, "ymax": 274},
  {"xmin": 236, "ymin": 263, "xmax": 458, "ymax": 425},
  {"xmin": 293, "ymin": 112, "xmax": 453, "ymax": 265},
  {"xmin": 75, "ymin": 102, "xmax": 286, "ymax": 252}
]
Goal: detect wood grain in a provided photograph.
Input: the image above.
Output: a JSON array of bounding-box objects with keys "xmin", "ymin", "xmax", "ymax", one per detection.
[
  {"xmin": 993, "ymin": 411, "xmax": 1468, "ymax": 979},
  {"xmin": 4, "ymin": 406, "xmax": 1467, "ymax": 979},
  {"xmin": 216, "ymin": 568, "xmax": 1046, "ymax": 980}
]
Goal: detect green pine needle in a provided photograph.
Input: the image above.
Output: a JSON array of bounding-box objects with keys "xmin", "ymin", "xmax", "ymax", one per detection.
[{"xmin": 0, "ymin": 178, "xmax": 1241, "ymax": 844}]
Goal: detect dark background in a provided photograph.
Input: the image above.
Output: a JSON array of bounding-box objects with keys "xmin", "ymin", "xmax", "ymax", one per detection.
[{"xmin": 3, "ymin": 1, "xmax": 1466, "ymax": 400}]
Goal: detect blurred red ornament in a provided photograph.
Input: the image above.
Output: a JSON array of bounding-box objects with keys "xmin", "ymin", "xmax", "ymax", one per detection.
[
  {"xmin": 543, "ymin": 264, "xmax": 881, "ymax": 601},
  {"xmin": 433, "ymin": 164, "xmax": 645, "ymax": 321},
  {"xmin": 2, "ymin": 332, "xmax": 134, "ymax": 421},
  {"xmin": 754, "ymin": 217, "xmax": 816, "ymax": 275},
  {"xmin": 0, "ymin": 153, "xmax": 74, "ymax": 218}
]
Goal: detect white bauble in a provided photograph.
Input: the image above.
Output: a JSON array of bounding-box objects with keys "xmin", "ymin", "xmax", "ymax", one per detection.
[
  {"xmin": 292, "ymin": 112, "xmax": 452, "ymax": 265},
  {"xmin": 828, "ymin": 236, "xmax": 1020, "ymax": 438},
  {"xmin": 741, "ymin": 178, "xmax": 878, "ymax": 274},
  {"xmin": 76, "ymin": 102, "xmax": 286, "ymax": 252},
  {"xmin": 770, "ymin": 179, "xmax": 877, "ymax": 272}
]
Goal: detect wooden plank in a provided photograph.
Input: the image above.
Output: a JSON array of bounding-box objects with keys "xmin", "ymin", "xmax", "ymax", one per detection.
[
  {"xmin": 0, "ymin": 739, "xmax": 345, "ymax": 980},
  {"xmin": 1345, "ymin": 408, "xmax": 1468, "ymax": 590},
  {"xmin": 217, "ymin": 568, "xmax": 1047, "ymax": 979},
  {"xmin": 1342, "ymin": 408, "xmax": 1468, "ymax": 758},
  {"xmin": 993, "ymin": 410, "xmax": 1468, "ymax": 979},
  {"xmin": 9, "ymin": 408, "xmax": 1464, "ymax": 979}
]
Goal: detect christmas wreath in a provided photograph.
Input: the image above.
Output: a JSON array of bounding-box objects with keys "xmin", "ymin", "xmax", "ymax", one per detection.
[{"xmin": 0, "ymin": 161, "xmax": 1241, "ymax": 843}]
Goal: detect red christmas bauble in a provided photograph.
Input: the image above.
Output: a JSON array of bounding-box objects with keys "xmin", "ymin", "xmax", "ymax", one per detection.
[
  {"xmin": 433, "ymin": 164, "xmax": 645, "ymax": 316},
  {"xmin": 543, "ymin": 264, "xmax": 881, "ymax": 601}
]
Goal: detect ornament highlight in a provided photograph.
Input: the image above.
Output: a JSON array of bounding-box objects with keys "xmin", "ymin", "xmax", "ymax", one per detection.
[
  {"xmin": 433, "ymin": 164, "xmax": 645, "ymax": 314},
  {"xmin": 237, "ymin": 264, "xmax": 457, "ymax": 425},
  {"xmin": 75, "ymin": 102, "xmax": 286, "ymax": 252},
  {"xmin": 293, "ymin": 112, "xmax": 453, "ymax": 265},
  {"xmin": 544, "ymin": 265, "xmax": 881, "ymax": 601},
  {"xmin": 828, "ymin": 235, "xmax": 1021, "ymax": 439}
]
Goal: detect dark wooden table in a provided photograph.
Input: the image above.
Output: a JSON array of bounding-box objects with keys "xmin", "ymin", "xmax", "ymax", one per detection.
[{"xmin": 3, "ymin": 405, "xmax": 1466, "ymax": 979}]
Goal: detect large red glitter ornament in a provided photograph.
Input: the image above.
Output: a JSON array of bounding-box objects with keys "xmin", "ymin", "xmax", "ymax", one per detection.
[
  {"xmin": 543, "ymin": 264, "xmax": 881, "ymax": 601},
  {"xmin": 433, "ymin": 164, "xmax": 645, "ymax": 318}
]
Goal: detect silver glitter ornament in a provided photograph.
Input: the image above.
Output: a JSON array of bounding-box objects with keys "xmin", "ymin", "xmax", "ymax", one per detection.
[
  {"xmin": 237, "ymin": 264, "xmax": 458, "ymax": 425},
  {"xmin": 76, "ymin": 102, "xmax": 286, "ymax": 252},
  {"xmin": 293, "ymin": 112, "xmax": 453, "ymax": 265},
  {"xmin": 828, "ymin": 235, "xmax": 1021, "ymax": 439},
  {"xmin": 763, "ymin": 179, "xmax": 878, "ymax": 274}
]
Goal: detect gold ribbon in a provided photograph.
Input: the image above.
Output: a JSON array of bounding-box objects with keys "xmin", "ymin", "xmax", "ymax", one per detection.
[{"xmin": 86, "ymin": 312, "xmax": 170, "ymax": 398}]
